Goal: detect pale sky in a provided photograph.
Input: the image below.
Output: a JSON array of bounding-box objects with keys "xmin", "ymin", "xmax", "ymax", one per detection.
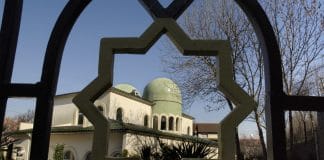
[{"xmin": 1, "ymin": 0, "xmax": 259, "ymax": 137}]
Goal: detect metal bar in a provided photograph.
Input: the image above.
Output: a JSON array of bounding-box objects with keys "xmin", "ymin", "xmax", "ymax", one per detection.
[
  {"xmin": 0, "ymin": 83, "xmax": 42, "ymax": 98},
  {"xmin": 283, "ymin": 96, "xmax": 324, "ymax": 111},
  {"xmin": 0, "ymin": 0, "xmax": 23, "ymax": 140},
  {"xmin": 29, "ymin": 0, "xmax": 91, "ymax": 159},
  {"xmin": 235, "ymin": 0, "xmax": 286, "ymax": 159},
  {"xmin": 138, "ymin": 0, "xmax": 193, "ymax": 19},
  {"xmin": 166, "ymin": 0, "xmax": 193, "ymax": 19},
  {"xmin": 138, "ymin": 0, "xmax": 168, "ymax": 18}
]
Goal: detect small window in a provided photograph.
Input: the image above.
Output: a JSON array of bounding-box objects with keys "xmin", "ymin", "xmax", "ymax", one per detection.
[
  {"xmin": 144, "ymin": 115, "xmax": 149, "ymax": 127},
  {"xmin": 176, "ymin": 118, "xmax": 179, "ymax": 131},
  {"xmin": 98, "ymin": 106, "xmax": 104, "ymax": 113},
  {"xmin": 169, "ymin": 117, "xmax": 174, "ymax": 130},
  {"xmin": 116, "ymin": 108, "xmax": 123, "ymax": 122},
  {"xmin": 153, "ymin": 116, "xmax": 158, "ymax": 130},
  {"xmin": 187, "ymin": 126, "xmax": 191, "ymax": 135},
  {"xmin": 161, "ymin": 116, "xmax": 166, "ymax": 130},
  {"xmin": 78, "ymin": 112, "xmax": 84, "ymax": 125},
  {"xmin": 63, "ymin": 150, "xmax": 75, "ymax": 160}
]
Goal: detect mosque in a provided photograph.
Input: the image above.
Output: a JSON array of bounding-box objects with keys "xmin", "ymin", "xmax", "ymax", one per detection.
[{"xmin": 11, "ymin": 78, "xmax": 218, "ymax": 160}]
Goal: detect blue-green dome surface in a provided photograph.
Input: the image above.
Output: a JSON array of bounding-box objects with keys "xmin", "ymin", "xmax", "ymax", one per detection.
[
  {"xmin": 143, "ymin": 78, "xmax": 182, "ymax": 104},
  {"xmin": 143, "ymin": 78, "xmax": 182, "ymax": 115}
]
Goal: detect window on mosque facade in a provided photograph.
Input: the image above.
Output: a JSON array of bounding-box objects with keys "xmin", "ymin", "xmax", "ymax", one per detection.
[
  {"xmin": 63, "ymin": 150, "xmax": 75, "ymax": 160},
  {"xmin": 168, "ymin": 117, "xmax": 174, "ymax": 130},
  {"xmin": 144, "ymin": 115, "xmax": 149, "ymax": 127},
  {"xmin": 78, "ymin": 112, "xmax": 84, "ymax": 125},
  {"xmin": 161, "ymin": 116, "xmax": 166, "ymax": 130},
  {"xmin": 187, "ymin": 126, "xmax": 191, "ymax": 135},
  {"xmin": 176, "ymin": 117, "xmax": 179, "ymax": 131},
  {"xmin": 116, "ymin": 108, "xmax": 123, "ymax": 122},
  {"xmin": 153, "ymin": 116, "xmax": 158, "ymax": 130},
  {"xmin": 98, "ymin": 106, "xmax": 104, "ymax": 114}
]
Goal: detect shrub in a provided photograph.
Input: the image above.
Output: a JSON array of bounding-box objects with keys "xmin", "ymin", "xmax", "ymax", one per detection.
[
  {"xmin": 53, "ymin": 144, "xmax": 65, "ymax": 160},
  {"xmin": 122, "ymin": 149, "xmax": 129, "ymax": 157},
  {"xmin": 136, "ymin": 139, "xmax": 215, "ymax": 160},
  {"xmin": 159, "ymin": 141, "xmax": 215, "ymax": 159}
]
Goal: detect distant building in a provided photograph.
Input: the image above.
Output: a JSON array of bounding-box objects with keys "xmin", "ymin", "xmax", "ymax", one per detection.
[
  {"xmin": 193, "ymin": 123, "xmax": 219, "ymax": 141},
  {"xmin": 11, "ymin": 78, "xmax": 217, "ymax": 160}
]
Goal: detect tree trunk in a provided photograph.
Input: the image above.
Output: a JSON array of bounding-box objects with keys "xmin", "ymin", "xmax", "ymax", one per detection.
[
  {"xmin": 254, "ymin": 110, "xmax": 267, "ymax": 159},
  {"xmin": 235, "ymin": 128, "xmax": 244, "ymax": 160},
  {"xmin": 225, "ymin": 98, "xmax": 243, "ymax": 160},
  {"xmin": 303, "ymin": 119, "xmax": 307, "ymax": 144},
  {"xmin": 289, "ymin": 110, "xmax": 294, "ymax": 148}
]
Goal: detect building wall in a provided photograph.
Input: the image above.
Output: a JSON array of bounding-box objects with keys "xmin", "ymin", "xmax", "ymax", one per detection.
[
  {"xmin": 207, "ymin": 133, "xmax": 218, "ymax": 139},
  {"xmin": 52, "ymin": 95, "xmax": 78, "ymax": 126},
  {"xmin": 48, "ymin": 133, "xmax": 93, "ymax": 160},
  {"xmin": 48, "ymin": 132, "xmax": 123, "ymax": 160},
  {"xmin": 12, "ymin": 135, "xmax": 31, "ymax": 160},
  {"xmin": 52, "ymin": 91, "xmax": 153, "ymax": 128},
  {"xmin": 30, "ymin": 89, "xmax": 196, "ymax": 159},
  {"xmin": 51, "ymin": 91, "xmax": 192, "ymax": 134},
  {"xmin": 181, "ymin": 117, "xmax": 193, "ymax": 135},
  {"xmin": 107, "ymin": 92, "xmax": 152, "ymax": 126}
]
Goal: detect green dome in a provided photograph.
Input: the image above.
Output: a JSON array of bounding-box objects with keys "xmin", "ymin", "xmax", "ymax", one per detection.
[
  {"xmin": 143, "ymin": 78, "xmax": 182, "ymax": 104},
  {"xmin": 115, "ymin": 84, "xmax": 141, "ymax": 96},
  {"xmin": 143, "ymin": 78, "xmax": 182, "ymax": 115}
]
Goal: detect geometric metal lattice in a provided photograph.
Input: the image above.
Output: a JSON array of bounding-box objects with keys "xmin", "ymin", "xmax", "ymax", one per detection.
[
  {"xmin": 73, "ymin": 1, "xmax": 256, "ymax": 159},
  {"xmin": 1, "ymin": 0, "xmax": 322, "ymax": 159},
  {"xmin": 72, "ymin": 18, "xmax": 229, "ymax": 159}
]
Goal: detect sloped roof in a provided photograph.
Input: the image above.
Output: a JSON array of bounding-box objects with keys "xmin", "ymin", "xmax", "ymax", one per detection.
[
  {"xmin": 182, "ymin": 113, "xmax": 195, "ymax": 120},
  {"xmin": 193, "ymin": 123, "xmax": 219, "ymax": 134},
  {"xmin": 54, "ymin": 87, "xmax": 154, "ymax": 106}
]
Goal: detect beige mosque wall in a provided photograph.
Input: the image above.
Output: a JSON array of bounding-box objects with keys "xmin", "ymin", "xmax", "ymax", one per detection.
[
  {"xmin": 181, "ymin": 117, "xmax": 193, "ymax": 135},
  {"xmin": 48, "ymin": 133, "xmax": 123, "ymax": 160},
  {"xmin": 52, "ymin": 94, "xmax": 78, "ymax": 126},
  {"xmin": 107, "ymin": 92, "xmax": 152, "ymax": 126}
]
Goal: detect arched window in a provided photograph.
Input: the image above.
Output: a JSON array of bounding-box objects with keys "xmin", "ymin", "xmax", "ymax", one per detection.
[
  {"xmin": 78, "ymin": 112, "xmax": 84, "ymax": 125},
  {"xmin": 144, "ymin": 115, "xmax": 149, "ymax": 127},
  {"xmin": 161, "ymin": 116, "xmax": 166, "ymax": 130},
  {"xmin": 168, "ymin": 117, "xmax": 174, "ymax": 131},
  {"xmin": 153, "ymin": 116, "xmax": 158, "ymax": 130},
  {"xmin": 98, "ymin": 106, "xmax": 104, "ymax": 114},
  {"xmin": 63, "ymin": 150, "xmax": 75, "ymax": 160},
  {"xmin": 116, "ymin": 108, "xmax": 123, "ymax": 122},
  {"xmin": 176, "ymin": 118, "xmax": 179, "ymax": 131},
  {"xmin": 187, "ymin": 126, "xmax": 191, "ymax": 135}
]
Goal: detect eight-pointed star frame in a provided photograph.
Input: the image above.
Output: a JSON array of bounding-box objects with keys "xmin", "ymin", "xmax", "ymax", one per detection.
[{"xmin": 73, "ymin": 18, "xmax": 256, "ymax": 160}]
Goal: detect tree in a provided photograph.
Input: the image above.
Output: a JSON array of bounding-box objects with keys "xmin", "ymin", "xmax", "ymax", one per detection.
[
  {"xmin": 15, "ymin": 109, "xmax": 34, "ymax": 123},
  {"xmin": 1, "ymin": 117, "xmax": 19, "ymax": 147},
  {"xmin": 264, "ymin": 0, "xmax": 323, "ymax": 149},
  {"xmin": 1, "ymin": 110, "xmax": 35, "ymax": 147},
  {"xmin": 53, "ymin": 144, "xmax": 64, "ymax": 160},
  {"xmin": 240, "ymin": 136, "xmax": 263, "ymax": 159},
  {"xmin": 162, "ymin": 0, "xmax": 265, "ymax": 158},
  {"xmin": 161, "ymin": 0, "xmax": 323, "ymax": 159}
]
